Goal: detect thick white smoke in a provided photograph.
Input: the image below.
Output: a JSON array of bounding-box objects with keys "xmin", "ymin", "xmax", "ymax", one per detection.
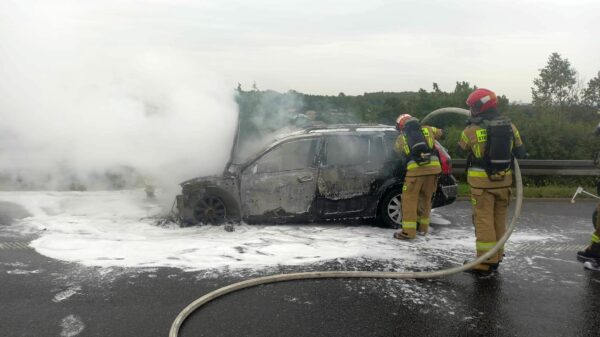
[{"xmin": 0, "ymin": 1, "xmax": 238, "ymax": 206}]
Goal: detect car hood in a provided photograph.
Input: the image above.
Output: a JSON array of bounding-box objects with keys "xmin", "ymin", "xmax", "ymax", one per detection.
[
  {"xmin": 179, "ymin": 174, "xmax": 234, "ymax": 191},
  {"xmin": 180, "ymin": 175, "xmax": 223, "ymax": 187}
]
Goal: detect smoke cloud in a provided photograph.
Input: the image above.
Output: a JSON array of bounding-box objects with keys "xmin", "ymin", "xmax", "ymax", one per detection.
[{"xmin": 0, "ymin": 1, "xmax": 238, "ymax": 206}]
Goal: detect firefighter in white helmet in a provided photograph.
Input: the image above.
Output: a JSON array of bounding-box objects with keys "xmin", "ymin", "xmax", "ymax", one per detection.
[{"xmin": 393, "ymin": 114, "xmax": 443, "ymax": 240}]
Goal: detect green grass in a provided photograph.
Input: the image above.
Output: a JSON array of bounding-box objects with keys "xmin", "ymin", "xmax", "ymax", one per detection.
[{"xmin": 457, "ymin": 182, "xmax": 596, "ymax": 199}]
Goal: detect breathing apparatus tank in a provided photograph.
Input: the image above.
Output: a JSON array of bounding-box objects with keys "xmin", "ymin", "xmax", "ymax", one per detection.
[
  {"xmin": 466, "ymin": 88, "xmax": 514, "ymax": 181},
  {"xmin": 484, "ymin": 116, "xmax": 514, "ymax": 180},
  {"xmin": 403, "ymin": 118, "xmax": 432, "ymax": 165}
]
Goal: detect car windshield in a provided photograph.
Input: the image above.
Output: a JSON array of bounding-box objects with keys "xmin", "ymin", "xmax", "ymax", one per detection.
[{"xmin": 229, "ymin": 126, "xmax": 304, "ymax": 166}]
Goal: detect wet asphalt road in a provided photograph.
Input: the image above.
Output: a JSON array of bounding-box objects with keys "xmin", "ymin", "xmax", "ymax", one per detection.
[{"xmin": 1, "ymin": 200, "xmax": 600, "ymax": 337}]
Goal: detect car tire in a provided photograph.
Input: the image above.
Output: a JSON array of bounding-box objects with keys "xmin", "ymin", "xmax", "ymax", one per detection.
[
  {"xmin": 191, "ymin": 194, "xmax": 228, "ymax": 225},
  {"xmin": 377, "ymin": 186, "xmax": 403, "ymax": 229}
]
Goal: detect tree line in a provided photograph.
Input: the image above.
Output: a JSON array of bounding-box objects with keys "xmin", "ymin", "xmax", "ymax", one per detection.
[{"xmin": 236, "ymin": 52, "xmax": 600, "ymax": 163}]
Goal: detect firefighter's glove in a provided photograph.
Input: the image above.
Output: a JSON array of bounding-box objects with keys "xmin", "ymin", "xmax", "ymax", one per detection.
[{"xmin": 513, "ymin": 145, "xmax": 527, "ymax": 159}]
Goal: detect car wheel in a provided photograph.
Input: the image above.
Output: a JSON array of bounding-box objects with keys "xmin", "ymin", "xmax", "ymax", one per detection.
[
  {"xmin": 193, "ymin": 194, "xmax": 227, "ymax": 225},
  {"xmin": 593, "ymin": 209, "xmax": 598, "ymax": 231},
  {"xmin": 378, "ymin": 187, "xmax": 403, "ymax": 229}
]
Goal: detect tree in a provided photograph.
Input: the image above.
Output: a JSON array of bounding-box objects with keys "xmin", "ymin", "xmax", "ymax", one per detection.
[
  {"xmin": 531, "ymin": 53, "xmax": 579, "ymax": 113},
  {"xmin": 583, "ymin": 71, "xmax": 600, "ymax": 109}
]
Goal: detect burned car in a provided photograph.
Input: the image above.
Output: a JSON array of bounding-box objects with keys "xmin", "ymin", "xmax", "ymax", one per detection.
[{"xmin": 176, "ymin": 125, "xmax": 457, "ymax": 228}]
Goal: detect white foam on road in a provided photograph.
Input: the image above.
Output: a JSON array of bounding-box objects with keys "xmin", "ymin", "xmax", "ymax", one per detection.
[
  {"xmin": 53, "ymin": 286, "xmax": 81, "ymax": 303},
  {"xmin": 0, "ymin": 190, "xmax": 552, "ymax": 272},
  {"xmin": 60, "ymin": 315, "xmax": 84, "ymax": 337},
  {"xmin": 6, "ymin": 269, "xmax": 42, "ymax": 275}
]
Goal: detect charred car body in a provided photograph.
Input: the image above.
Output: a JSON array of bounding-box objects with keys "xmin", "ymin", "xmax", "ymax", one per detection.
[{"xmin": 176, "ymin": 125, "xmax": 457, "ymax": 228}]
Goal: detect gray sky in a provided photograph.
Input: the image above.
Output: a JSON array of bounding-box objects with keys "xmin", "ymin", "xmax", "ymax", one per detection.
[{"xmin": 3, "ymin": 0, "xmax": 600, "ymax": 102}]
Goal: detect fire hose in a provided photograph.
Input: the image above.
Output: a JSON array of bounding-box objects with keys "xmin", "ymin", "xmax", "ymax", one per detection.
[{"xmin": 169, "ymin": 107, "xmax": 523, "ymax": 337}]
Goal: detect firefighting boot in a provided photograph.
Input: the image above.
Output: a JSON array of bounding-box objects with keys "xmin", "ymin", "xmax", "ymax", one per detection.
[
  {"xmin": 417, "ymin": 222, "xmax": 429, "ymax": 235},
  {"xmin": 463, "ymin": 261, "xmax": 499, "ymax": 274},
  {"xmin": 394, "ymin": 231, "xmax": 416, "ymax": 240},
  {"xmin": 395, "ymin": 220, "xmax": 417, "ymax": 240},
  {"xmin": 577, "ymin": 243, "xmax": 600, "ymax": 263}
]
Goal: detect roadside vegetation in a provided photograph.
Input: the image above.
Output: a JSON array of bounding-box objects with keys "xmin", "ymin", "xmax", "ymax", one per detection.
[{"xmin": 236, "ymin": 52, "xmax": 600, "ymax": 198}]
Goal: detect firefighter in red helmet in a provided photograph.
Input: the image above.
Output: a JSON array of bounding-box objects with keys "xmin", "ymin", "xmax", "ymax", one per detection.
[
  {"xmin": 458, "ymin": 88, "xmax": 526, "ymax": 272},
  {"xmin": 393, "ymin": 114, "xmax": 443, "ymax": 239}
]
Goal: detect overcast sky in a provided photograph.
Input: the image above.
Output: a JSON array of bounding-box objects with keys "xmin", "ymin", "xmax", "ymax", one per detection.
[{"xmin": 2, "ymin": 0, "xmax": 600, "ymax": 103}]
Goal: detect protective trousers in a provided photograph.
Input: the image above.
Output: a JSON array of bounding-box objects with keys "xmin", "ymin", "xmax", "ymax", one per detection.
[
  {"xmin": 401, "ymin": 175, "xmax": 437, "ymax": 238},
  {"xmin": 592, "ymin": 202, "xmax": 600, "ymax": 245},
  {"xmin": 470, "ymin": 187, "xmax": 510, "ymax": 265}
]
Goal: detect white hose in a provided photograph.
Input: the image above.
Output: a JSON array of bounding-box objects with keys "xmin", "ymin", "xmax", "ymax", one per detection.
[
  {"xmin": 169, "ymin": 107, "xmax": 522, "ymax": 337},
  {"xmin": 421, "ymin": 107, "xmax": 470, "ymax": 125}
]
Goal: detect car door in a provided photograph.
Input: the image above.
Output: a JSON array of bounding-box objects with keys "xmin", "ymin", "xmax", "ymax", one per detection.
[
  {"xmin": 317, "ymin": 134, "xmax": 385, "ymax": 216},
  {"xmin": 240, "ymin": 137, "xmax": 320, "ymax": 221}
]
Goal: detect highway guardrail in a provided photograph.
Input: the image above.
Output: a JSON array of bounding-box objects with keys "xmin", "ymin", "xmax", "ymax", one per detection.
[{"xmin": 451, "ymin": 159, "xmax": 600, "ymax": 176}]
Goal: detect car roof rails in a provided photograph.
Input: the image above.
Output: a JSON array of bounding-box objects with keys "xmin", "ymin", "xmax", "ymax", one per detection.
[{"xmin": 302, "ymin": 124, "xmax": 393, "ymax": 134}]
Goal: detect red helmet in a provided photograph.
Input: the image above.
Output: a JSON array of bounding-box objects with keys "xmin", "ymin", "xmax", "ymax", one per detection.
[
  {"xmin": 396, "ymin": 113, "xmax": 413, "ymax": 130},
  {"xmin": 466, "ymin": 88, "xmax": 497, "ymax": 116}
]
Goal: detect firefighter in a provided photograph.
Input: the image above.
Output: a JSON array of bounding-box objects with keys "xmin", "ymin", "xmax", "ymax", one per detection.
[
  {"xmin": 458, "ymin": 88, "xmax": 526, "ymax": 272},
  {"xmin": 577, "ymin": 203, "xmax": 600, "ymax": 268},
  {"xmin": 576, "ymin": 123, "xmax": 600, "ymax": 268},
  {"xmin": 393, "ymin": 114, "xmax": 443, "ymax": 240}
]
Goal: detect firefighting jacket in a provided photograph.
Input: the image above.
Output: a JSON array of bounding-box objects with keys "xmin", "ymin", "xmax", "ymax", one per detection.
[
  {"xmin": 458, "ymin": 122, "xmax": 524, "ymax": 189},
  {"xmin": 394, "ymin": 126, "xmax": 443, "ymax": 177}
]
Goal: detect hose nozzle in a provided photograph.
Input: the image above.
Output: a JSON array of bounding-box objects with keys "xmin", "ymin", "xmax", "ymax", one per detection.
[
  {"xmin": 571, "ymin": 186, "xmax": 600, "ymax": 203},
  {"xmin": 571, "ymin": 186, "xmax": 584, "ymax": 203}
]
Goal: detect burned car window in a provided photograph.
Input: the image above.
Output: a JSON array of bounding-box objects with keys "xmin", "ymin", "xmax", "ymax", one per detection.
[
  {"xmin": 369, "ymin": 136, "xmax": 385, "ymax": 164},
  {"xmin": 255, "ymin": 138, "xmax": 316, "ymax": 173},
  {"xmin": 325, "ymin": 136, "xmax": 369, "ymax": 166},
  {"xmin": 384, "ymin": 133, "xmax": 400, "ymax": 159}
]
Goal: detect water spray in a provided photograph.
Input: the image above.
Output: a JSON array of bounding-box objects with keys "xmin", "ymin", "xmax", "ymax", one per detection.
[{"xmin": 169, "ymin": 107, "xmax": 523, "ymax": 337}]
